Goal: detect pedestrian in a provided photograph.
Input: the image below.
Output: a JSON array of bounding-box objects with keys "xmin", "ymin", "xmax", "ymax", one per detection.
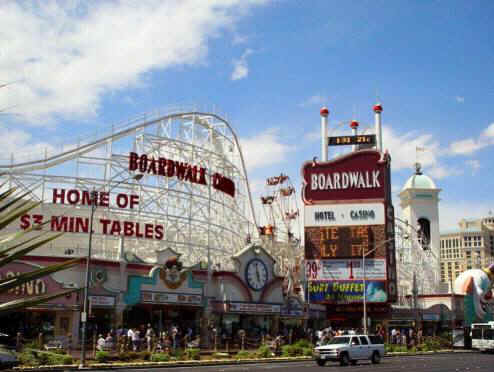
[
  {"xmin": 145, "ymin": 324, "xmax": 154, "ymax": 352},
  {"xmin": 97, "ymin": 334, "xmax": 106, "ymax": 351}
]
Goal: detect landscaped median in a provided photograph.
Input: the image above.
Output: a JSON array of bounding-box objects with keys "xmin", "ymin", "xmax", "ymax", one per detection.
[{"xmin": 12, "ymin": 348, "xmax": 475, "ymax": 371}]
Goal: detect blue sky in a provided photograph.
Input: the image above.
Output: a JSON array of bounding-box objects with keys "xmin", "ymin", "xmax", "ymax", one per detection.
[{"xmin": 1, "ymin": 0, "xmax": 494, "ymax": 230}]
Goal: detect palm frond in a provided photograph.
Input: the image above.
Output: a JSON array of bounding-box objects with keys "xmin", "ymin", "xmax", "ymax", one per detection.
[
  {"xmin": 0, "ymin": 257, "xmax": 81, "ymax": 293},
  {"xmin": 0, "ymin": 288, "xmax": 80, "ymax": 314}
]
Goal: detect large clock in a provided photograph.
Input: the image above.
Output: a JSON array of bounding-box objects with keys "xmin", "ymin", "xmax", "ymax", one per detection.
[{"xmin": 245, "ymin": 258, "xmax": 268, "ymax": 291}]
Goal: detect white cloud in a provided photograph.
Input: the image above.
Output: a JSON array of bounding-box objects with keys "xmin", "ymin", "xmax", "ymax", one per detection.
[
  {"xmin": 0, "ymin": 128, "xmax": 55, "ymax": 163},
  {"xmin": 240, "ymin": 128, "xmax": 296, "ymax": 171},
  {"xmin": 482, "ymin": 123, "xmax": 494, "ymax": 138},
  {"xmin": 465, "ymin": 159, "xmax": 481, "ymax": 174},
  {"xmin": 428, "ymin": 165, "xmax": 462, "ymax": 180},
  {"xmin": 231, "ymin": 49, "xmax": 253, "ymax": 81},
  {"xmin": 439, "ymin": 201, "xmax": 494, "ymax": 231},
  {"xmin": 299, "ymin": 94, "xmax": 329, "ymax": 107},
  {"xmin": 382, "ymin": 126, "xmax": 440, "ymax": 170},
  {"xmin": 0, "ymin": 0, "xmax": 268, "ymax": 123},
  {"xmin": 455, "ymin": 96, "xmax": 465, "ymax": 103},
  {"xmin": 448, "ymin": 138, "xmax": 486, "ymax": 155},
  {"xmin": 232, "ymin": 33, "xmax": 249, "ymax": 45}
]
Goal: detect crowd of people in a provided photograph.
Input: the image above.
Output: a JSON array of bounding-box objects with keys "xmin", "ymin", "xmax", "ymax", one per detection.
[{"xmin": 96, "ymin": 323, "xmax": 195, "ymax": 352}]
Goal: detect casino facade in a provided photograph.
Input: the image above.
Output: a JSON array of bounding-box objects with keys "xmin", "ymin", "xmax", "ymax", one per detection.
[{"xmin": 0, "ymin": 108, "xmax": 311, "ymax": 344}]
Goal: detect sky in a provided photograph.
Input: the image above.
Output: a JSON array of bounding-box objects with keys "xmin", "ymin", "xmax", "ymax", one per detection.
[{"xmin": 1, "ymin": 0, "xmax": 494, "ymax": 232}]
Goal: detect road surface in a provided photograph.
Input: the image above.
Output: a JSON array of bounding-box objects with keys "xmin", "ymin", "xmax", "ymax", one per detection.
[{"xmin": 106, "ymin": 352, "xmax": 493, "ymax": 372}]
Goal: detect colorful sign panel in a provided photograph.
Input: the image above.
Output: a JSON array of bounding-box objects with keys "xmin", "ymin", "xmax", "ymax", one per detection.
[
  {"xmin": 301, "ymin": 150, "xmax": 389, "ymax": 203},
  {"xmin": 304, "ymin": 203, "xmax": 385, "ymax": 227},
  {"xmin": 228, "ymin": 302, "xmax": 281, "ymax": 314},
  {"xmin": 89, "ymin": 295, "xmax": 115, "ymax": 307},
  {"xmin": 305, "ymin": 259, "xmax": 386, "ymax": 281},
  {"xmin": 308, "ymin": 280, "xmax": 387, "ymax": 304},
  {"xmin": 141, "ymin": 291, "xmax": 202, "ymax": 305},
  {"xmin": 304, "ymin": 225, "xmax": 386, "ymax": 259}
]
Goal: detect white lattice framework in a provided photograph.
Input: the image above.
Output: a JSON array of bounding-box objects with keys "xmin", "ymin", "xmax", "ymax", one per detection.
[
  {"xmin": 394, "ymin": 218, "xmax": 441, "ymax": 307},
  {"xmin": 0, "ymin": 107, "xmax": 258, "ymax": 268}
]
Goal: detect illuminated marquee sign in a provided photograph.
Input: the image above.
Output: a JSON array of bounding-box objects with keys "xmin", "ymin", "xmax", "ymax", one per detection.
[
  {"xmin": 301, "ymin": 150, "xmax": 389, "ymax": 203},
  {"xmin": 304, "ymin": 225, "xmax": 386, "ymax": 259},
  {"xmin": 129, "ymin": 152, "xmax": 235, "ymax": 198},
  {"xmin": 304, "ymin": 203, "xmax": 385, "ymax": 227},
  {"xmin": 308, "ymin": 280, "xmax": 387, "ymax": 304},
  {"xmin": 305, "ymin": 258, "xmax": 387, "ymax": 281}
]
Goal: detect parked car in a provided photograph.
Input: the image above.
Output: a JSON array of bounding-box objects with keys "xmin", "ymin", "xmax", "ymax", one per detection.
[
  {"xmin": 0, "ymin": 333, "xmax": 18, "ymax": 370},
  {"xmin": 313, "ymin": 334, "xmax": 384, "ymax": 366}
]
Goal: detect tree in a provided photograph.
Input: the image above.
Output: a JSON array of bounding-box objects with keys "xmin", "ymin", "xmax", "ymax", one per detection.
[{"xmin": 0, "ymin": 182, "xmax": 80, "ymax": 313}]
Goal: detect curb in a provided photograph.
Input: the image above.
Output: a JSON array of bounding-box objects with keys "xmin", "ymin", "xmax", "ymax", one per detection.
[
  {"xmin": 385, "ymin": 349, "xmax": 475, "ymax": 357},
  {"xmin": 13, "ymin": 357, "xmax": 313, "ymax": 371},
  {"xmin": 13, "ymin": 350, "xmax": 476, "ymax": 371}
]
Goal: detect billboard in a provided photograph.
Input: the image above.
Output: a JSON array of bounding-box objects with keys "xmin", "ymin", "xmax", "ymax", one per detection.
[
  {"xmin": 302, "ymin": 149, "xmax": 397, "ymax": 305},
  {"xmin": 301, "ymin": 150, "xmax": 389, "ymax": 204},
  {"xmin": 305, "ymin": 258, "xmax": 387, "ymax": 281},
  {"xmin": 308, "ymin": 280, "xmax": 387, "ymax": 304},
  {"xmin": 304, "ymin": 203, "xmax": 385, "ymax": 227},
  {"xmin": 304, "ymin": 225, "xmax": 386, "ymax": 259}
]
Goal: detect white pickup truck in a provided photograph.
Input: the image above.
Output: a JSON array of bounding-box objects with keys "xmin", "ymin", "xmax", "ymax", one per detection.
[{"xmin": 313, "ymin": 334, "xmax": 385, "ymax": 366}]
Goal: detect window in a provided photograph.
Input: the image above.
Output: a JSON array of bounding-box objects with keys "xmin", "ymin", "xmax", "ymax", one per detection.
[
  {"xmin": 359, "ymin": 336, "xmax": 369, "ymax": 345},
  {"xmin": 418, "ymin": 218, "xmax": 431, "ymax": 249},
  {"xmin": 369, "ymin": 336, "xmax": 383, "ymax": 344},
  {"xmin": 351, "ymin": 337, "xmax": 360, "ymax": 345}
]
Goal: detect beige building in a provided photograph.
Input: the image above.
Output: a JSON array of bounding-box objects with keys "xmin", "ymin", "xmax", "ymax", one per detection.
[{"xmin": 440, "ymin": 215, "xmax": 494, "ymax": 284}]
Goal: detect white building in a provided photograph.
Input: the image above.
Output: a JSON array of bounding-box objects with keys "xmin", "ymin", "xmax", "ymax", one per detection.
[{"xmin": 396, "ymin": 163, "xmax": 442, "ymax": 303}]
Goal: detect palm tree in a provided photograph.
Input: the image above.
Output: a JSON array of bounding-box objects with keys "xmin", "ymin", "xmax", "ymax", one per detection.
[{"xmin": 0, "ymin": 183, "xmax": 81, "ymax": 313}]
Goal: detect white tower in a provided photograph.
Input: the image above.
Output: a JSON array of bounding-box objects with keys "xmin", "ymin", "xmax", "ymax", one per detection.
[{"xmin": 398, "ymin": 163, "xmax": 442, "ymax": 296}]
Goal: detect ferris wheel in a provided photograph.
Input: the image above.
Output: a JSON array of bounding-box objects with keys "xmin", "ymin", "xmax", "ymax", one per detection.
[{"xmin": 258, "ymin": 173, "xmax": 301, "ymax": 275}]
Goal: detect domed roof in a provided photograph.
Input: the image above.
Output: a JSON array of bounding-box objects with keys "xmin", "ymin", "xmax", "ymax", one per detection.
[{"xmin": 402, "ymin": 163, "xmax": 437, "ymax": 191}]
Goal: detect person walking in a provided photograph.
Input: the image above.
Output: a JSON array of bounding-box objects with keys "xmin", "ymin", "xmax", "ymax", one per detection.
[{"xmin": 145, "ymin": 324, "xmax": 155, "ymax": 352}]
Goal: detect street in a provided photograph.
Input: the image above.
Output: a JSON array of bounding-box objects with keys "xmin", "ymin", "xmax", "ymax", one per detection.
[{"xmin": 112, "ymin": 353, "xmax": 493, "ymax": 372}]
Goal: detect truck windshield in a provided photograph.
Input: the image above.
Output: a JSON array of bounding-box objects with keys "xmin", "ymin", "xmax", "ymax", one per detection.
[{"xmin": 326, "ymin": 337, "xmax": 350, "ymax": 345}]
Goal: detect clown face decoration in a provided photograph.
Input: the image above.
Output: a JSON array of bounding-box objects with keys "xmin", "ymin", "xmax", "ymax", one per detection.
[
  {"xmin": 454, "ymin": 264, "xmax": 494, "ymax": 325},
  {"xmin": 160, "ymin": 256, "xmax": 188, "ymax": 289}
]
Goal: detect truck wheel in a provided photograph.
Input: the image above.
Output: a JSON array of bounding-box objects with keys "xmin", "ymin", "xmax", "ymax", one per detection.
[
  {"xmin": 350, "ymin": 360, "xmax": 357, "ymax": 365},
  {"xmin": 340, "ymin": 353, "xmax": 350, "ymax": 366},
  {"xmin": 371, "ymin": 351, "xmax": 381, "ymax": 364},
  {"xmin": 316, "ymin": 359, "xmax": 326, "ymax": 366}
]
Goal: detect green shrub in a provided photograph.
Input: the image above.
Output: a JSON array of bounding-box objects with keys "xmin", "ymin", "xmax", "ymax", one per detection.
[
  {"xmin": 281, "ymin": 344, "xmax": 303, "ymax": 357},
  {"xmin": 150, "ymin": 353, "xmax": 170, "ymax": 362},
  {"xmin": 235, "ymin": 350, "xmax": 252, "ymax": 359},
  {"xmin": 184, "ymin": 348, "xmax": 200, "ymax": 360},
  {"xmin": 302, "ymin": 347, "xmax": 313, "ymax": 356},
  {"xmin": 294, "ymin": 339, "xmax": 312, "ymax": 348},
  {"xmin": 138, "ymin": 351, "xmax": 151, "ymax": 361},
  {"xmin": 95, "ymin": 351, "xmax": 110, "ymax": 363},
  {"xmin": 18, "ymin": 350, "xmax": 39, "ymax": 366},
  {"xmin": 62, "ymin": 355, "xmax": 73, "ymax": 365},
  {"xmin": 256, "ymin": 344, "xmax": 272, "ymax": 358},
  {"xmin": 171, "ymin": 349, "xmax": 184, "ymax": 360}
]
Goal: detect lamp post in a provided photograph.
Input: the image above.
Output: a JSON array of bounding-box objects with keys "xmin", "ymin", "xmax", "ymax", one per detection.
[
  {"xmin": 79, "ymin": 174, "xmax": 142, "ymax": 369},
  {"xmin": 362, "ymin": 238, "xmax": 395, "ymax": 335}
]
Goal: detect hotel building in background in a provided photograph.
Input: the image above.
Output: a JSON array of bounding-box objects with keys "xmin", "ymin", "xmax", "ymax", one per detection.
[{"xmin": 440, "ymin": 216, "xmax": 494, "ymax": 284}]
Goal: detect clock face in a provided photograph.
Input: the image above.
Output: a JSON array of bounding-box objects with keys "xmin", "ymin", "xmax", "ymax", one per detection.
[{"xmin": 245, "ymin": 258, "xmax": 268, "ymax": 291}]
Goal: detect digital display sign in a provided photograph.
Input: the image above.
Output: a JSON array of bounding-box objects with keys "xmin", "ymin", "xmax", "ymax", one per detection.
[
  {"xmin": 304, "ymin": 225, "xmax": 386, "ymax": 259},
  {"xmin": 305, "ymin": 258, "xmax": 387, "ymax": 281},
  {"xmin": 328, "ymin": 135, "xmax": 376, "ymax": 146},
  {"xmin": 308, "ymin": 280, "xmax": 387, "ymax": 304}
]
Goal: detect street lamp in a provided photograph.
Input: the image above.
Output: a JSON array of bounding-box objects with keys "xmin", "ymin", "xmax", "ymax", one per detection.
[
  {"xmin": 79, "ymin": 173, "xmax": 143, "ymax": 369},
  {"xmin": 362, "ymin": 238, "xmax": 395, "ymax": 335}
]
